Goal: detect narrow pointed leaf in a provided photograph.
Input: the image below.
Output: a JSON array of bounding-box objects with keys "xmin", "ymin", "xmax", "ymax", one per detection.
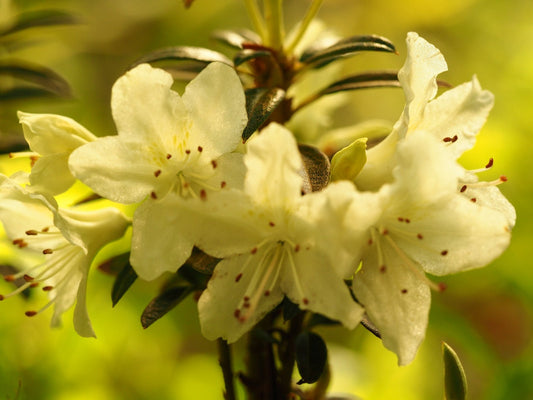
[
  {"xmin": 141, "ymin": 284, "xmax": 194, "ymax": 328},
  {"xmin": 282, "ymin": 296, "xmax": 302, "ymax": 322},
  {"xmin": 233, "ymin": 49, "xmax": 272, "ymax": 66},
  {"xmin": 130, "ymin": 46, "xmax": 233, "ymax": 69},
  {"xmin": 300, "ymin": 35, "xmax": 396, "ymax": 68},
  {"xmin": 321, "ymin": 71, "xmax": 401, "ymax": 95},
  {"xmin": 183, "ymin": 246, "xmax": 220, "ymax": 275},
  {"xmin": 443, "ymin": 342, "xmax": 468, "ymax": 400},
  {"xmin": 295, "ymin": 331, "xmax": 328, "ymax": 384},
  {"xmin": 212, "ymin": 29, "xmax": 261, "ymax": 49},
  {"xmin": 1, "ymin": 10, "xmax": 77, "ymax": 37},
  {"xmin": 243, "ymin": 87, "xmax": 285, "ymax": 140},
  {"xmin": 298, "ymin": 144, "xmax": 330, "ymax": 193},
  {"xmin": 111, "ymin": 261, "xmax": 137, "ymax": 307},
  {"xmin": 0, "ymin": 61, "xmax": 71, "ymax": 97},
  {"xmin": 97, "ymin": 252, "xmax": 131, "ymax": 275}
]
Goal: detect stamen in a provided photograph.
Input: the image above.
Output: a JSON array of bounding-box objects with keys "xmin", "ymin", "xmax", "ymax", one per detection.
[
  {"xmin": 25, "ymin": 230, "xmax": 39, "ymax": 236},
  {"xmin": 211, "ymin": 160, "xmax": 217, "ymax": 169},
  {"xmin": 197, "ymin": 146, "xmax": 203, "ymax": 153},
  {"xmin": 485, "ymin": 158, "xmax": 494, "ymax": 169},
  {"xmin": 235, "ymin": 273, "xmax": 243, "ymax": 282},
  {"xmin": 154, "ymin": 170, "xmax": 162, "ymax": 178},
  {"xmin": 221, "ymin": 181, "xmax": 227, "ymax": 188},
  {"xmin": 8, "ymin": 151, "xmax": 38, "ymax": 159},
  {"xmin": 43, "ymin": 249, "xmax": 53, "ymax": 255},
  {"xmin": 166, "ymin": 153, "xmax": 172, "ymax": 159},
  {"xmin": 150, "ymin": 191, "xmax": 158, "ymax": 199}
]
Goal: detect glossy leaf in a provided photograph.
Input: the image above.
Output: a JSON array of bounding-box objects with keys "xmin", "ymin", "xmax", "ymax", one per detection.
[
  {"xmin": 0, "ymin": 61, "xmax": 71, "ymax": 97},
  {"xmin": 443, "ymin": 342, "xmax": 468, "ymax": 400},
  {"xmin": 295, "ymin": 331, "xmax": 328, "ymax": 384},
  {"xmin": 282, "ymin": 296, "xmax": 302, "ymax": 322},
  {"xmin": 183, "ymin": 246, "xmax": 220, "ymax": 275},
  {"xmin": 243, "ymin": 87, "xmax": 285, "ymax": 140},
  {"xmin": 320, "ymin": 71, "xmax": 401, "ymax": 95},
  {"xmin": 141, "ymin": 284, "xmax": 194, "ymax": 328},
  {"xmin": 130, "ymin": 46, "xmax": 233, "ymax": 69},
  {"xmin": 233, "ymin": 49, "xmax": 272, "ymax": 67},
  {"xmin": 300, "ymin": 35, "xmax": 396, "ymax": 68},
  {"xmin": 111, "ymin": 261, "xmax": 137, "ymax": 307},
  {"xmin": 298, "ymin": 144, "xmax": 330, "ymax": 193},
  {"xmin": 0, "ymin": 10, "xmax": 77, "ymax": 37},
  {"xmin": 212, "ymin": 29, "xmax": 261, "ymax": 50}
]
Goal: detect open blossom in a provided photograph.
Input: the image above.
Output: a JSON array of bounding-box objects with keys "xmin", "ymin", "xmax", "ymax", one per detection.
[
  {"xmin": 0, "ymin": 175, "xmax": 129, "ymax": 337},
  {"xmin": 190, "ymin": 123, "xmax": 379, "ymax": 343},
  {"xmin": 13, "ymin": 112, "xmax": 97, "ymax": 195},
  {"xmin": 69, "ymin": 62, "xmax": 248, "ymax": 280},
  {"xmin": 352, "ymin": 130, "xmax": 515, "ymax": 365}
]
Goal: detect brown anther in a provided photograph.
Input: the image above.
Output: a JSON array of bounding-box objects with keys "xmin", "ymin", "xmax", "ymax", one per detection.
[
  {"xmin": 8, "ymin": 153, "xmax": 14, "ymax": 158},
  {"xmin": 243, "ymin": 303, "xmax": 250, "ymax": 308},
  {"xmin": 243, "ymin": 296, "xmax": 250, "ymax": 302},
  {"xmin": 251, "ymin": 247, "xmax": 258, "ymax": 254},
  {"xmin": 381, "ymin": 229, "xmax": 389, "ymax": 235},
  {"xmin": 397, "ymin": 217, "xmax": 404, "ymax": 222},
  {"xmin": 500, "ymin": 175, "xmax": 508, "ymax": 182},
  {"xmin": 23, "ymin": 274, "xmax": 34, "ymax": 282},
  {"xmin": 0, "ymin": 294, "xmax": 4, "ymax": 301},
  {"xmin": 200, "ymin": 189, "xmax": 207, "ymax": 200},
  {"xmin": 405, "ymin": 218, "xmax": 411, "ymax": 223},
  {"xmin": 302, "ymin": 298, "xmax": 309, "ymax": 305},
  {"xmin": 443, "ymin": 136, "xmax": 453, "ymax": 142},
  {"xmin": 438, "ymin": 282, "xmax": 447, "ymax": 292},
  {"xmin": 269, "ymin": 221, "xmax": 275, "ymax": 227},
  {"xmin": 42, "ymin": 249, "xmax": 53, "ymax": 255},
  {"xmin": 12, "ymin": 238, "xmax": 23, "ymax": 245},
  {"xmin": 470, "ymin": 198, "xmax": 477, "ymax": 203},
  {"xmin": 211, "ymin": 160, "xmax": 217, "ymax": 169},
  {"xmin": 460, "ymin": 185, "xmax": 467, "ymax": 193},
  {"xmin": 154, "ymin": 170, "xmax": 162, "ymax": 178},
  {"xmin": 367, "ymin": 239, "xmax": 373, "ymax": 245},
  {"xmin": 504, "ymin": 226, "xmax": 510, "ymax": 232},
  {"xmin": 185, "ymin": 149, "xmax": 191, "ymax": 155},
  {"xmin": 151, "ymin": 191, "xmax": 158, "ymax": 199},
  {"xmin": 183, "ymin": 182, "xmax": 189, "ymax": 189},
  {"xmin": 485, "ymin": 158, "xmax": 494, "ymax": 169},
  {"xmin": 294, "ymin": 244, "xmax": 300, "ymax": 252},
  {"xmin": 440, "ymin": 250, "xmax": 448, "ymax": 256},
  {"xmin": 417, "ymin": 233, "xmax": 424, "ymax": 240},
  {"xmin": 166, "ymin": 153, "xmax": 172, "ymax": 159},
  {"xmin": 451, "ymin": 135, "xmax": 458, "ymax": 143},
  {"xmin": 41, "ymin": 227, "xmax": 50, "ymax": 233},
  {"xmin": 4, "ymin": 275, "xmax": 15, "ymax": 282},
  {"xmin": 234, "ymin": 309, "xmax": 241, "ymax": 318},
  {"xmin": 221, "ymin": 181, "xmax": 227, "ymax": 188},
  {"xmin": 379, "ymin": 265, "xmax": 387, "ymax": 273},
  {"xmin": 42, "ymin": 286, "xmax": 54, "ymax": 292},
  {"xmin": 30, "ymin": 282, "xmax": 39, "ymax": 288},
  {"xmin": 25, "ymin": 311, "xmax": 37, "ymax": 317},
  {"xmin": 197, "ymin": 146, "xmax": 203, "ymax": 152},
  {"xmin": 401, "ymin": 289, "xmax": 408, "ymax": 294},
  {"xmin": 235, "ymin": 273, "xmax": 243, "ymax": 283},
  {"xmin": 30, "ymin": 156, "xmax": 39, "ymax": 167},
  {"xmin": 25, "ymin": 230, "xmax": 38, "ymax": 236},
  {"xmin": 264, "ymin": 290, "xmax": 270, "ymax": 296}
]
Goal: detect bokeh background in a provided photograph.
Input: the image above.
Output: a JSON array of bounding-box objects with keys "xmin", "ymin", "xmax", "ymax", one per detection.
[{"xmin": 0, "ymin": 0, "xmax": 532, "ymax": 399}]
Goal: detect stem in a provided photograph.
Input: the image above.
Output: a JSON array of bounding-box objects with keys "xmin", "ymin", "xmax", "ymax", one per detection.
[
  {"xmin": 218, "ymin": 339, "xmax": 238, "ymax": 400},
  {"xmin": 284, "ymin": 0, "xmax": 324, "ymax": 54},
  {"xmin": 263, "ymin": 0, "xmax": 284, "ymax": 50},
  {"xmin": 244, "ymin": 0, "xmax": 267, "ymax": 41},
  {"xmin": 278, "ymin": 312, "xmax": 305, "ymax": 399}
]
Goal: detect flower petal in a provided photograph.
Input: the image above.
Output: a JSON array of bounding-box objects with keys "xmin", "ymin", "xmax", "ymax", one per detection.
[
  {"xmin": 73, "ymin": 269, "xmax": 96, "ymax": 338},
  {"xmin": 182, "ymin": 62, "xmax": 247, "ymax": 158},
  {"xmin": 30, "ymin": 153, "xmax": 76, "ymax": 195}
]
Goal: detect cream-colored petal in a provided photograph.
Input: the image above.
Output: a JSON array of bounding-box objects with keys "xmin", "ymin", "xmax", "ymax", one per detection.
[{"xmin": 30, "ymin": 154, "xmax": 76, "ymax": 195}]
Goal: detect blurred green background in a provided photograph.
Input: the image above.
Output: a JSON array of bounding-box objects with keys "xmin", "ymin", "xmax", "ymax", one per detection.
[{"xmin": 0, "ymin": 0, "xmax": 532, "ymax": 399}]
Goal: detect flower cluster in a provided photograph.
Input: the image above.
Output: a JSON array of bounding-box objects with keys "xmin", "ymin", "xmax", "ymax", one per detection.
[{"xmin": 0, "ymin": 32, "xmax": 514, "ymax": 365}]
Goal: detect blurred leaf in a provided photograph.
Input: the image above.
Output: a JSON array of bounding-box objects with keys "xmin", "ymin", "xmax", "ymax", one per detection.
[
  {"xmin": 298, "ymin": 144, "xmax": 330, "ymax": 193},
  {"xmin": 233, "ymin": 49, "xmax": 272, "ymax": 67},
  {"xmin": 243, "ymin": 87, "xmax": 285, "ymax": 140},
  {"xmin": 282, "ymin": 297, "xmax": 302, "ymax": 322},
  {"xmin": 0, "ymin": 61, "xmax": 72, "ymax": 97},
  {"xmin": 97, "ymin": 252, "xmax": 130, "ymax": 276},
  {"xmin": 443, "ymin": 342, "xmax": 468, "ymax": 400},
  {"xmin": 130, "ymin": 46, "xmax": 233, "ymax": 69},
  {"xmin": 141, "ymin": 284, "xmax": 194, "ymax": 329},
  {"xmin": 295, "ymin": 331, "xmax": 328, "ymax": 384},
  {"xmin": 184, "ymin": 246, "xmax": 220, "ymax": 275},
  {"xmin": 212, "ymin": 29, "xmax": 261, "ymax": 50},
  {"xmin": 300, "ymin": 35, "xmax": 396, "ymax": 68},
  {"xmin": 331, "ymin": 137, "xmax": 367, "ymax": 182},
  {"xmin": 321, "ymin": 71, "xmax": 401, "ymax": 95},
  {"xmin": 0, "ymin": 9, "xmax": 77, "ymax": 37},
  {"xmin": 111, "ymin": 261, "xmax": 137, "ymax": 307},
  {"xmin": 361, "ymin": 314, "xmax": 381, "ymax": 338}
]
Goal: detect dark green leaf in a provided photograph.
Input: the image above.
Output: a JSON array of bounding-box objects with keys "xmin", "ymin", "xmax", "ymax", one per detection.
[
  {"xmin": 243, "ymin": 87, "xmax": 285, "ymax": 140},
  {"xmin": 141, "ymin": 284, "xmax": 193, "ymax": 328},
  {"xmin": 177, "ymin": 263, "xmax": 210, "ymax": 289},
  {"xmin": 183, "ymin": 247, "xmax": 220, "ymax": 275},
  {"xmin": 443, "ymin": 342, "xmax": 468, "ymax": 400},
  {"xmin": 320, "ymin": 71, "xmax": 401, "ymax": 95},
  {"xmin": 298, "ymin": 144, "xmax": 330, "ymax": 193},
  {"xmin": 97, "ymin": 252, "xmax": 130, "ymax": 275},
  {"xmin": 212, "ymin": 29, "xmax": 261, "ymax": 50},
  {"xmin": 130, "ymin": 46, "xmax": 232, "ymax": 69},
  {"xmin": 300, "ymin": 35, "xmax": 396, "ymax": 68},
  {"xmin": 360, "ymin": 314, "xmax": 381, "ymax": 338},
  {"xmin": 282, "ymin": 297, "xmax": 302, "ymax": 322},
  {"xmin": 233, "ymin": 49, "xmax": 271, "ymax": 67},
  {"xmin": 111, "ymin": 261, "xmax": 137, "ymax": 307},
  {"xmin": 0, "ymin": 10, "xmax": 77, "ymax": 37},
  {"xmin": 0, "ymin": 61, "xmax": 72, "ymax": 97},
  {"xmin": 295, "ymin": 331, "xmax": 328, "ymax": 384}
]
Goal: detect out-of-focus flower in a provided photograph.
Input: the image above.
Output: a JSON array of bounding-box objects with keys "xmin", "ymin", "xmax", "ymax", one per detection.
[{"xmin": 0, "ymin": 175, "xmax": 129, "ymax": 337}]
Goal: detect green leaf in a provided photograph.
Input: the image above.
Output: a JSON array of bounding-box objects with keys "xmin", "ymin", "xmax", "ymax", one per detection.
[
  {"xmin": 298, "ymin": 144, "xmax": 330, "ymax": 193},
  {"xmin": 300, "ymin": 35, "xmax": 396, "ymax": 68},
  {"xmin": 130, "ymin": 46, "xmax": 233, "ymax": 69},
  {"xmin": 443, "ymin": 342, "xmax": 468, "ymax": 400},
  {"xmin": 320, "ymin": 71, "xmax": 401, "ymax": 95},
  {"xmin": 212, "ymin": 29, "xmax": 261, "ymax": 50},
  {"xmin": 282, "ymin": 297, "xmax": 302, "ymax": 322},
  {"xmin": 233, "ymin": 49, "xmax": 271, "ymax": 67},
  {"xmin": 111, "ymin": 261, "xmax": 137, "ymax": 307},
  {"xmin": 243, "ymin": 87, "xmax": 285, "ymax": 140},
  {"xmin": 0, "ymin": 10, "xmax": 77, "ymax": 37},
  {"xmin": 141, "ymin": 284, "xmax": 194, "ymax": 329},
  {"xmin": 97, "ymin": 252, "xmax": 131, "ymax": 275},
  {"xmin": 331, "ymin": 138, "xmax": 367, "ymax": 182},
  {"xmin": 0, "ymin": 61, "xmax": 72, "ymax": 97},
  {"xmin": 295, "ymin": 331, "xmax": 328, "ymax": 384},
  {"xmin": 183, "ymin": 246, "xmax": 220, "ymax": 275}
]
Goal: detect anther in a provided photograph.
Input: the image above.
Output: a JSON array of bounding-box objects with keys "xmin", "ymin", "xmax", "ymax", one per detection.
[
  {"xmin": 381, "ymin": 229, "xmax": 389, "ymax": 235},
  {"xmin": 23, "ymin": 274, "xmax": 34, "ymax": 282},
  {"xmin": 264, "ymin": 290, "xmax": 270, "ymax": 296},
  {"xmin": 251, "ymin": 247, "xmax": 258, "ymax": 254},
  {"xmin": 25, "ymin": 230, "xmax": 38, "ymax": 236},
  {"xmin": 42, "ymin": 286, "xmax": 54, "ymax": 292},
  {"xmin": 269, "ymin": 222, "xmax": 275, "ymax": 227},
  {"xmin": 234, "ymin": 309, "xmax": 241, "ymax": 318},
  {"xmin": 200, "ymin": 189, "xmax": 207, "ymax": 200},
  {"xmin": 405, "ymin": 218, "xmax": 410, "ymax": 223},
  {"xmin": 4, "ymin": 275, "xmax": 15, "ymax": 282},
  {"xmin": 197, "ymin": 146, "xmax": 203, "ymax": 152},
  {"xmin": 154, "ymin": 170, "xmax": 162, "ymax": 178},
  {"xmin": 185, "ymin": 149, "xmax": 191, "ymax": 155},
  {"xmin": 294, "ymin": 244, "xmax": 300, "ymax": 252},
  {"xmin": 0, "ymin": 294, "xmax": 4, "ymax": 301},
  {"xmin": 398, "ymin": 217, "xmax": 404, "ymax": 222},
  {"xmin": 500, "ymin": 175, "xmax": 508, "ymax": 182},
  {"xmin": 440, "ymin": 250, "xmax": 448, "ymax": 256},
  {"xmin": 417, "ymin": 233, "xmax": 424, "ymax": 240},
  {"xmin": 25, "ymin": 311, "xmax": 37, "ymax": 317},
  {"xmin": 302, "ymin": 298, "xmax": 309, "ymax": 305},
  {"xmin": 211, "ymin": 160, "xmax": 217, "ymax": 169},
  {"xmin": 401, "ymin": 289, "xmax": 408, "ymax": 294},
  {"xmin": 30, "ymin": 156, "xmax": 39, "ymax": 167},
  {"xmin": 221, "ymin": 181, "xmax": 227, "ymax": 188},
  {"xmin": 42, "ymin": 249, "xmax": 53, "ymax": 255},
  {"xmin": 166, "ymin": 153, "xmax": 172, "ymax": 159},
  {"xmin": 379, "ymin": 265, "xmax": 387, "ymax": 273},
  {"xmin": 460, "ymin": 185, "xmax": 467, "ymax": 193},
  {"xmin": 30, "ymin": 282, "xmax": 39, "ymax": 288},
  {"xmin": 485, "ymin": 158, "xmax": 494, "ymax": 169},
  {"xmin": 438, "ymin": 282, "xmax": 447, "ymax": 292},
  {"xmin": 41, "ymin": 227, "xmax": 50, "ymax": 233},
  {"xmin": 367, "ymin": 238, "xmax": 373, "ymax": 245},
  {"xmin": 235, "ymin": 273, "xmax": 243, "ymax": 282},
  {"xmin": 470, "ymin": 198, "xmax": 477, "ymax": 203},
  {"xmin": 151, "ymin": 191, "xmax": 158, "ymax": 199}
]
